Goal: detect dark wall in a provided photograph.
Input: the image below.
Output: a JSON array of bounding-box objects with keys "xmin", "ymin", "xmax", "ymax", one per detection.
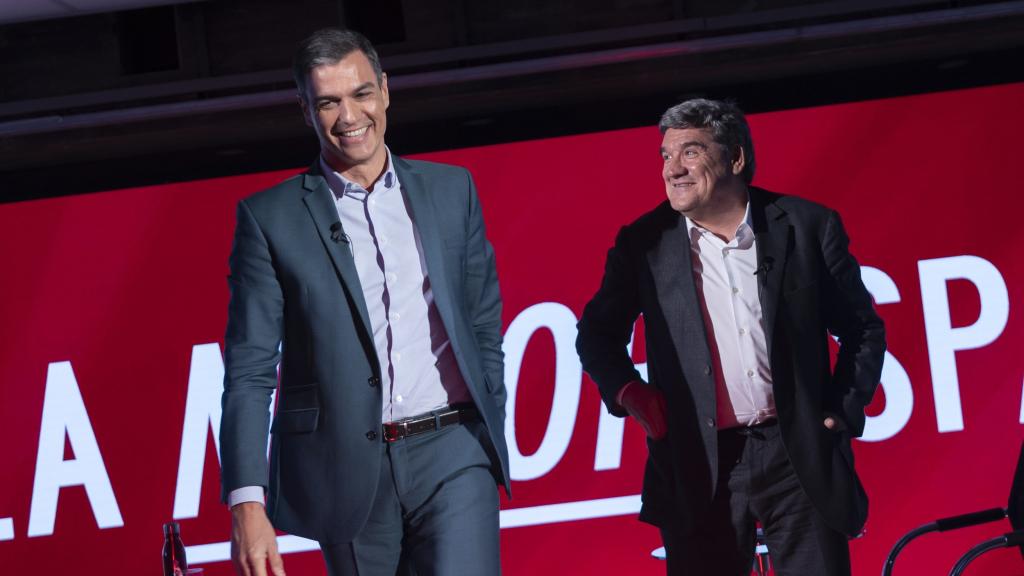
[{"xmin": 2, "ymin": 0, "xmax": 1023, "ymax": 200}]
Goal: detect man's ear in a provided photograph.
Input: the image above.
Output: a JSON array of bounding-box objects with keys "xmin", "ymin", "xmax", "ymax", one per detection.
[
  {"xmin": 731, "ymin": 145, "xmax": 746, "ymax": 176},
  {"xmin": 380, "ymin": 72, "xmax": 390, "ymax": 111}
]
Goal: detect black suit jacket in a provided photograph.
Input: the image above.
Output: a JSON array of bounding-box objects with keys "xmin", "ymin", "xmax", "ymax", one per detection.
[
  {"xmin": 219, "ymin": 156, "xmax": 510, "ymax": 544},
  {"xmin": 577, "ymin": 187, "xmax": 885, "ymax": 536}
]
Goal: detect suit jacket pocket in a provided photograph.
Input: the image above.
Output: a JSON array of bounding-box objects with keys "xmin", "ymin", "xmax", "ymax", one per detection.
[
  {"xmin": 271, "ymin": 408, "xmax": 319, "ymax": 434},
  {"xmin": 272, "ymin": 383, "xmax": 320, "ymax": 434}
]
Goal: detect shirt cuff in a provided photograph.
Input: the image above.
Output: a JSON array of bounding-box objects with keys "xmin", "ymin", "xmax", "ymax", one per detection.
[{"xmin": 228, "ymin": 486, "xmax": 265, "ymax": 508}]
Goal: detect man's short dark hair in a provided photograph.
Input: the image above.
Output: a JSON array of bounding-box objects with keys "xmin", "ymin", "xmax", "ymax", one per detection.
[
  {"xmin": 293, "ymin": 28, "xmax": 383, "ymax": 100},
  {"xmin": 658, "ymin": 99, "xmax": 756, "ymax": 184}
]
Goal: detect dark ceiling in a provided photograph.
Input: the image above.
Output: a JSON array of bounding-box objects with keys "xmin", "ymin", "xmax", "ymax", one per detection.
[{"xmin": 2, "ymin": 0, "xmax": 1024, "ymax": 201}]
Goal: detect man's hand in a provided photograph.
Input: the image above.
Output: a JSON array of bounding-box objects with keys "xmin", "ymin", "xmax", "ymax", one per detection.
[
  {"xmin": 231, "ymin": 502, "xmax": 286, "ymax": 576},
  {"xmin": 823, "ymin": 412, "xmax": 848, "ymax": 433},
  {"xmin": 617, "ymin": 380, "xmax": 668, "ymax": 440}
]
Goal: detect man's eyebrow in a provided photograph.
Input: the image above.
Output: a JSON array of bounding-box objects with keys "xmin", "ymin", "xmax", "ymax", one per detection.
[
  {"xmin": 661, "ymin": 140, "xmax": 710, "ymax": 153},
  {"xmin": 313, "ymin": 82, "xmax": 377, "ymax": 102}
]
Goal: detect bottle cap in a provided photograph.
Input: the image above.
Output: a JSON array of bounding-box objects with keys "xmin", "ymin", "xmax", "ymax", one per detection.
[{"xmin": 163, "ymin": 521, "xmax": 180, "ymax": 536}]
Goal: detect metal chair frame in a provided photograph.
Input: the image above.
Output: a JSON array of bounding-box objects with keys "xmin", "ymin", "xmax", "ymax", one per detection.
[
  {"xmin": 882, "ymin": 439, "xmax": 1024, "ymax": 575},
  {"xmin": 948, "ymin": 530, "xmax": 1024, "ymax": 576}
]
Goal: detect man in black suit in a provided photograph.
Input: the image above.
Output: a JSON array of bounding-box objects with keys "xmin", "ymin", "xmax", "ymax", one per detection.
[
  {"xmin": 220, "ymin": 29, "xmax": 509, "ymax": 576},
  {"xmin": 576, "ymin": 99, "xmax": 885, "ymax": 575}
]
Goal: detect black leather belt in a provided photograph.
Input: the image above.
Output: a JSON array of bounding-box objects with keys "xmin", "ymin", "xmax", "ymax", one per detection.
[{"xmin": 382, "ymin": 405, "xmax": 478, "ymax": 442}]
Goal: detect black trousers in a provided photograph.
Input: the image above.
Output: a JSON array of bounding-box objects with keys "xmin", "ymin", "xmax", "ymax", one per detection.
[
  {"xmin": 660, "ymin": 423, "xmax": 850, "ymax": 576},
  {"xmin": 320, "ymin": 420, "xmax": 500, "ymax": 576}
]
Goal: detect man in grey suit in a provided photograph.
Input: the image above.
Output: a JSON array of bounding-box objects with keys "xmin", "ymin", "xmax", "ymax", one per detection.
[
  {"xmin": 220, "ymin": 28, "xmax": 509, "ymax": 576},
  {"xmin": 577, "ymin": 99, "xmax": 885, "ymax": 575}
]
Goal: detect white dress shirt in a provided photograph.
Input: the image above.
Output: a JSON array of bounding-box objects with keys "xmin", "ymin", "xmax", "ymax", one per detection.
[
  {"xmin": 685, "ymin": 203, "xmax": 776, "ymax": 429},
  {"xmin": 324, "ymin": 151, "xmax": 471, "ymax": 422}
]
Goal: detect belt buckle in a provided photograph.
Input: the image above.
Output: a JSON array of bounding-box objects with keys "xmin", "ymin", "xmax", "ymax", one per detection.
[{"xmin": 383, "ymin": 421, "xmax": 406, "ymax": 442}]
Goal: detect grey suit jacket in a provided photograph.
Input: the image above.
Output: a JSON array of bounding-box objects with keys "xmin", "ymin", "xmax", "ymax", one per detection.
[
  {"xmin": 219, "ymin": 156, "xmax": 510, "ymax": 544},
  {"xmin": 577, "ymin": 187, "xmax": 885, "ymax": 536}
]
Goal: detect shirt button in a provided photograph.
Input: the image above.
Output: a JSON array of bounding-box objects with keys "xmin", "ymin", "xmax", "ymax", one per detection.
[
  {"xmin": 705, "ymin": 417, "xmax": 715, "ymax": 428},
  {"xmin": 391, "ymin": 312, "xmax": 401, "ymax": 322},
  {"xmin": 747, "ymin": 369, "xmax": 754, "ymax": 377},
  {"xmin": 732, "ymin": 287, "xmax": 739, "ymax": 294},
  {"xmin": 396, "ymin": 394, "xmax": 404, "ymax": 403},
  {"xmin": 368, "ymin": 376, "xmax": 380, "ymax": 388},
  {"xmin": 380, "ymin": 235, "xmax": 389, "ymax": 245},
  {"xmin": 739, "ymin": 328, "xmax": 746, "ymax": 335},
  {"xmin": 366, "ymin": 430, "xmax": 378, "ymax": 441},
  {"xmin": 703, "ymin": 365, "xmax": 712, "ymax": 376},
  {"xmin": 386, "ymin": 272, "xmax": 398, "ymax": 284}
]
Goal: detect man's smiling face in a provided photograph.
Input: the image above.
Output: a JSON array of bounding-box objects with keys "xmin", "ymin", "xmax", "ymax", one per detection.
[
  {"xmin": 660, "ymin": 127, "xmax": 744, "ymax": 218},
  {"xmin": 300, "ymin": 49, "xmax": 389, "ymax": 179}
]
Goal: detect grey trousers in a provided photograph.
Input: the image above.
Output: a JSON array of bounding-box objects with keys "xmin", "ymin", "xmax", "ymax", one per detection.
[
  {"xmin": 660, "ymin": 423, "xmax": 851, "ymax": 576},
  {"xmin": 320, "ymin": 420, "xmax": 501, "ymax": 576}
]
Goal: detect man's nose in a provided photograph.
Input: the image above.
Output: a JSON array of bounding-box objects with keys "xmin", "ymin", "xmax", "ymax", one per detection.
[
  {"xmin": 336, "ymin": 99, "xmax": 357, "ymax": 124},
  {"xmin": 665, "ymin": 159, "xmax": 688, "ymax": 178}
]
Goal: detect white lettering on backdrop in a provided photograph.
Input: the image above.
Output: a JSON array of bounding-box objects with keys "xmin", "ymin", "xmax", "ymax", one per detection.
[
  {"xmin": 7, "ymin": 255, "xmax": 1015, "ymax": 549},
  {"xmin": 918, "ymin": 255, "xmax": 1009, "ymax": 432},
  {"xmin": 27, "ymin": 361, "xmax": 123, "ymax": 537}
]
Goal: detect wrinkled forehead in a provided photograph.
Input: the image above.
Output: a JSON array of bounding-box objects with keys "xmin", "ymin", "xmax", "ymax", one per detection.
[{"xmin": 660, "ymin": 127, "xmax": 718, "ymax": 149}]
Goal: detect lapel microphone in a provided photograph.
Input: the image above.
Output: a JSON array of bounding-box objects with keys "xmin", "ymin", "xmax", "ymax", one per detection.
[
  {"xmin": 330, "ymin": 222, "xmax": 349, "ymax": 244},
  {"xmin": 754, "ymin": 256, "xmax": 774, "ymax": 277}
]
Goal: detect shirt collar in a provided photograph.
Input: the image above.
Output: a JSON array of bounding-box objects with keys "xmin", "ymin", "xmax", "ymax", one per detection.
[
  {"xmin": 684, "ymin": 199, "xmax": 754, "ymax": 247},
  {"xmin": 319, "ymin": 147, "xmax": 398, "ymax": 200}
]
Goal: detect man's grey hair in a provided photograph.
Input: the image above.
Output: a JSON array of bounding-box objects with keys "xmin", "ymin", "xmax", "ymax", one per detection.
[
  {"xmin": 658, "ymin": 99, "xmax": 756, "ymax": 184},
  {"xmin": 293, "ymin": 28, "xmax": 383, "ymax": 100}
]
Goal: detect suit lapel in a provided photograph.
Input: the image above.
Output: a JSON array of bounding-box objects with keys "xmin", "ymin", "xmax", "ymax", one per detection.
[
  {"xmin": 646, "ymin": 205, "xmax": 714, "ymax": 390},
  {"xmin": 300, "ymin": 164, "xmax": 375, "ymax": 339},
  {"xmin": 750, "ymin": 188, "xmax": 791, "ymax": 360},
  {"xmin": 393, "ymin": 158, "xmax": 462, "ymax": 350}
]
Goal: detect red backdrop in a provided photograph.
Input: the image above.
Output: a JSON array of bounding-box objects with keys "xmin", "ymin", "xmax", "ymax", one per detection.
[{"xmin": 2, "ymin": 82, "xmax": 1022, "ymax": 575}]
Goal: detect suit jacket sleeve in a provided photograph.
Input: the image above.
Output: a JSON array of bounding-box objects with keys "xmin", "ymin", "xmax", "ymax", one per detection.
[
  {"xmin": 219, "ymin": 198, "xmax": 283, "ymax": 501},
  {"xmin": 821, "ymin": 209, "xmax": 886, "ymax": 437},
  {"xmin": 576, "ymin": 226, "xmax": 644, "ymax": 418},
  {"xmin": 462, "ymin": 170, "xmax": 506, "ymax": 423}
]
